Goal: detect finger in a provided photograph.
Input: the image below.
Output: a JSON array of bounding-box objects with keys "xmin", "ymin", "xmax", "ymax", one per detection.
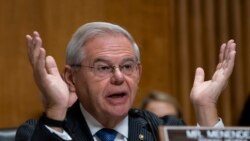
[
  {"xmin": 219, "ymin": 42, "xmax": 226, "ymax": 62},
  {"xmin": 45, "ymin": 56, "xmax": 61, "ymax": 77},
  {"xmin": 224, "ymin": 40, "xmax": 234, "ymax": 61},
  {"xmin": 227, "ymin": 41, "xmax": 236, "ymax": 60},
  {"xmin": 224, "ymin": 47, "xmax": 236, "ymax": 77},
  {"xmin": 193, "ymin": 67, "xmax": 205, "ymax": 87},
  {"xmin": 217, "ymin": 43, "xmax": 226, "ymax": 69},
  {"xmin": 35, "ymin": 48, "xmax": 47, "ymax": 79},
  {"xmin": 29, "ymin": 31, "xmax": 41, "ymax": 52},
  {"xmin": 26, "ymin": 34, "xmax": 33, "ymax": 48},
  {"xmin": 32, "ymin": 31, "xmax": 43, "ymax": 66},
  {"xmin": 222, "ymin": 40, "xmax": 236, "ymax": 69},
  {"xmin": 26, "ymin": 31, "xmax": 44, "ymax": 67},
  {"xmin": 26, "ymin": 35, "xmax": 34, "ymax": 64}
]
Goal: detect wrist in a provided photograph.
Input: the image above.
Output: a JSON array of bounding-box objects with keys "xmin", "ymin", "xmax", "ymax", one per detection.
[
  {"xmin": 193, "ymin": 104, "xmax": 219, "ymax": 126},
  {"xmin": 45, "ymin": 106, "xmax": 67, "ymax": 121},
  {"xmin": 41, "ymin": 113, "xmax": 66, "ymax": 129}
]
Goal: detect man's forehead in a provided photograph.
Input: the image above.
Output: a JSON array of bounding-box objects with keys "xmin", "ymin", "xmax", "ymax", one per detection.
[
  {"xmin": 83, "ymin": 35, "xmax": 135, "ymax": 54},
  {"xmin": 85, "ymin": 34, "xmax": 132, "ymax": 46}
]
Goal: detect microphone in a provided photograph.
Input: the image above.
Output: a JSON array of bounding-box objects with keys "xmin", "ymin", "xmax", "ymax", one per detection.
[
  {"xmin": 129, "ymin": 109, "xmax": 141, "ymax": 117},
  {"xmin": 129, "ymin": 109, "xmax": 157, "ymax": 141}
]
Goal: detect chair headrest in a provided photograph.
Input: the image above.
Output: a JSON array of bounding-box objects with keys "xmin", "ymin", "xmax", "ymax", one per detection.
[{"xmin": 0, "ymin": 128, "xmax": 17, "ymax": 141}]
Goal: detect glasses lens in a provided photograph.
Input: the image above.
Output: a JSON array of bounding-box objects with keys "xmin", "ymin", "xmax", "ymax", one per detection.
[
  {"xmin": 92, "ymin": 61, "xmax": 139, "ymax": 78},
  {"xmin": 120, "ymin": 62, "xmax": 137, "ymax": 75},
  {"xmin": 94, "ymin": 65, "xmax": 112, "ymax": 77}
]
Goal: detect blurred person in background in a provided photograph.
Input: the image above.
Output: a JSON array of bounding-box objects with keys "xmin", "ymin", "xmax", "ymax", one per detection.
[{"xmin": 141, "ymin": 90, "xmax": 182, "ymax": 118}]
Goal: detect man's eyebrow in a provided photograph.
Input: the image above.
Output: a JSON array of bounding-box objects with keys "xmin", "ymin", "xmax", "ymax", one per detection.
[
  {"xmin": 122, "ymin": 58, "xmax": 137, "ymax": 62},
  {"xmin": 92, "ymin": 57, "xmax": 137, "ymax": 64},
  {"xmin": 92, "ymin": 58, "xmax": 112, "ymax": 64}
]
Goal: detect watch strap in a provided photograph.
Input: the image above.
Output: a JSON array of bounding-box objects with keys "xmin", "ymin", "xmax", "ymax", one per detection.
[{"xmin": 40, "ymin": 113, "xmax": 65, "ymax": 128}]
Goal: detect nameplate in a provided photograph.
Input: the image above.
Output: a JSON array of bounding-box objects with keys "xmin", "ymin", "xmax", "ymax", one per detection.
[{"xmin": 159, "ymin": 126, "xmax": 250, "ymax": 141}]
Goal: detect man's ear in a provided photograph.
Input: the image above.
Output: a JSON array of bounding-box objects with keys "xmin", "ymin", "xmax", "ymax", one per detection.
[
  {"xmin": 64, "ymin": 65, "xmax": 78, "ymax": 107},
  {"xmin": 63, "ymin": 65, "xmax": 76, "ymax": 93}
]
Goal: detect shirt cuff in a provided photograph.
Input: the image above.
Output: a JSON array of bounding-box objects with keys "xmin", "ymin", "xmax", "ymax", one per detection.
[
  {"xmin": 45, "ymin": 125, "xmax": 72, "ymax": 140},
  {"xmin": 197, "ymin": 118, "xmax": 224, "ymax": 127},
  {"xmin": 213, "ymin": 118, "xmax": 224, "ymax": 128}
]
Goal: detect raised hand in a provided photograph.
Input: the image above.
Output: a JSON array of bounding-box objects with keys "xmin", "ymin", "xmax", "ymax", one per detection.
[
  {"xmin": 190, "ymin": 40, "xmax": 236, "ymax": 126},
  {"xmin": 26, "ymin": 31, "xmax": 77, "ymax": 120}
]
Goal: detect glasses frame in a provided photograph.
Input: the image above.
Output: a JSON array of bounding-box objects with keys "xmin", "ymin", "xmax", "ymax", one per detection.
[{"xmin": 71, "ymin": 61, "xmax": 141, "ymax": 78}]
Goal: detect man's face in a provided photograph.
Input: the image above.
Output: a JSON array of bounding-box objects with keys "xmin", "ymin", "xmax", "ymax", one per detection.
[
  {"xmin": 146, "ymin": 101, "xmax": 178, "ymax": 117},
  {"xmin": 74, "ymin": 34, "xmax": 141, "ymax": 121}
]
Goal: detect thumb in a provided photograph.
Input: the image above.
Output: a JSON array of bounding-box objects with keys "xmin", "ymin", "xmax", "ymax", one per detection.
[{"xmin": 193, "ymin": 67, "xmax": 205, "ymax": 87}]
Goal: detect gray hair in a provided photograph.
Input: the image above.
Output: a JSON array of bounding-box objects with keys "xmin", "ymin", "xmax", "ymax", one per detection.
[{"xmin": 66, "ymin": 22, "xmax": 140, "ymax": 65}]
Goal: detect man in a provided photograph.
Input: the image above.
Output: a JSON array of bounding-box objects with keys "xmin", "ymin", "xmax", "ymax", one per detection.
[{"xmin": 16, "ymin": 22, "xmax": 236, "ymax": 141}]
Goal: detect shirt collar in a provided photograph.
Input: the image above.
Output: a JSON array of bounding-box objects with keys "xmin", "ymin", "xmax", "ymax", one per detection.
[{"xmin": 79, "ymin": 103, "xmax": 128, "ymax": 138}]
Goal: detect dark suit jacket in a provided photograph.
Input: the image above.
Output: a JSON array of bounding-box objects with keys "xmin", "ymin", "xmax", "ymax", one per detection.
[{"xmin": 16, "ymin": 101, "xmax": 185, "ymax": 141}]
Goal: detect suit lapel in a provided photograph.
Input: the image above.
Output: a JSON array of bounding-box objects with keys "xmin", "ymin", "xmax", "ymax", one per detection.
[{"xmin": 65, "ymin": 102, "xmax": 94, "ymax": 141}]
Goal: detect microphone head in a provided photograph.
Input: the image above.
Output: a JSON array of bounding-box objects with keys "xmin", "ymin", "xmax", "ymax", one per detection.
[{"xmin": 129, "ymin": 108, "xmax": 142, "ymax": 117}]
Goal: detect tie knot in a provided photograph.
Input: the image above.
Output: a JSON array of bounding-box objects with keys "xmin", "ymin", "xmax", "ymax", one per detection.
[{"xmin": 96, "ymin": 128, "xmax": 118, "ymax": 141}]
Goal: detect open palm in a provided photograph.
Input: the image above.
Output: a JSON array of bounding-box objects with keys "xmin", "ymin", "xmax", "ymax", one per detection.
[
  {"xmin": 190, "ymin": 40, "xmax": 236, "ymax": 126},
  {"xmin": 191, "ymin": 40, "xmax": 236, "ymax": 106},
  {"xmin": 26, "ymin": 31, "xmax": 77, "ymax": 118}
]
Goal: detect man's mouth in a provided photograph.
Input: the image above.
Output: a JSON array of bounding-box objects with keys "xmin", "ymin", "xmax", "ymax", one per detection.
[
  {"xmin": 107, "ymin": 92, "xmax": 127, "ymax": 98},
  {"xmin": 106, "ymin": 92, "xmax": 128, "ymax": 104}
]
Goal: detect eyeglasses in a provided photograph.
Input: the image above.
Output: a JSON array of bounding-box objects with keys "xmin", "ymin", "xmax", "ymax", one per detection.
[{"xmin": 71, "ymin": 61, "xmax": 140, "ymax": 78}]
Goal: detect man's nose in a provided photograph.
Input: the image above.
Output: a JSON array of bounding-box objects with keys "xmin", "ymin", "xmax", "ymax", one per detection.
[{"xmin": 110, "ymin": 67, "xmax": 125, "ymax": 85}]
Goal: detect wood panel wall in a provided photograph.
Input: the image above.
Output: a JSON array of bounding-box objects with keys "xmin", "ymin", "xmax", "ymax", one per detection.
[
  {"xmin": 170, "ymin": 0, "xmax": 250, "ymax": 125},
  {"xmin": 0, "ymin": 0, "xmax": 172, "ymax": 128},
  {"xmin": 0, "ymin": 0, "xmax": 249, "ymax": 128}
]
